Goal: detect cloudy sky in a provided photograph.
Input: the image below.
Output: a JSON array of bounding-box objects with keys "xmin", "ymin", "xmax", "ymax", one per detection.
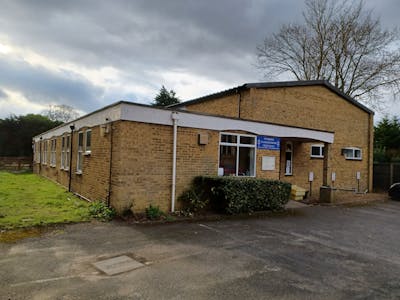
[{"xmin": 0, "ymin": 0, "xmax": 399, "ymax": 120}]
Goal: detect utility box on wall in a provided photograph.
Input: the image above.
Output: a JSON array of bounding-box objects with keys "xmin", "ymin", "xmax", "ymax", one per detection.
[{"xmin": 198, "ymin": 133, "xmax": 209, "ymax": 145}]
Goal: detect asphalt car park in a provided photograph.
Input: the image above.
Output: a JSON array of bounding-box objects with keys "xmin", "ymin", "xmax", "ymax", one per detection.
[{"xmin": 2, "ymin": 201, "xmax": 400, "ymax": 299}]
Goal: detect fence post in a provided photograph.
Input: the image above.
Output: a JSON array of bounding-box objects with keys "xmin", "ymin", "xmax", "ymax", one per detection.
[{"xmin": 390, "ymin": 163, "xmax": 394, "ymax": 186}]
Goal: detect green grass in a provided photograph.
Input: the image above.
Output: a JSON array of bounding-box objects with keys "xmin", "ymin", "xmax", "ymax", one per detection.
[{"xmin": 0, "ymin": 171, "xmax": 91, "ymax": 230}]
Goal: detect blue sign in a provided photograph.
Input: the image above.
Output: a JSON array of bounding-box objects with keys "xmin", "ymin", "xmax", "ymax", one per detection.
[{"xmin": 257, "ymin": 136, "xmax": 280, "ymax": 150}]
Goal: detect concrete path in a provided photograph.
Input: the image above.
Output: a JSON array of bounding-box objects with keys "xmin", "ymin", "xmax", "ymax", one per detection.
[
  {"xmin": 2, "ymin": 201, "xmax": 400, "ymax": 299},
  {"xmin": 285, "ymin": 200, "xmax": 309, "ymax": 209}
]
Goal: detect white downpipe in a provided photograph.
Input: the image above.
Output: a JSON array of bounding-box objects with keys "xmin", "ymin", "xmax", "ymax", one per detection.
[{"xmin": 171, "ymin": 112, "xmax": 179, "ymax": 212}]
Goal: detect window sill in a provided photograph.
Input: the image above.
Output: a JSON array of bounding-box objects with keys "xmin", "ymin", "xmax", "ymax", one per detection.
[
  {"xmin": 310, "ymin": 156, "xmax": 324, "ymax": 159},
  {"xmin": 345, "ymin": 157, "xmax": 362, "ymax": 161},
  {"xmin": 75, "ymin": 171, "xmax": 82, "ymax": 175},
  {"xmin": 61, "ymin": 168, "xmax": 69, "ymax": 171},
  {"xmin": 83, "ymin": 151, "xmax": 91, "ymax": 156},
  {"xmin": 284, "ymin": 173, "xmax": 293, "ymax": 176}
]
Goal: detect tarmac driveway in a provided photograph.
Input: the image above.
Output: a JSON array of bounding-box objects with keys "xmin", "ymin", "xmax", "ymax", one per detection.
[{"xmin": 2, "ymin": 201, "xmax": 400, "ymax": 299}]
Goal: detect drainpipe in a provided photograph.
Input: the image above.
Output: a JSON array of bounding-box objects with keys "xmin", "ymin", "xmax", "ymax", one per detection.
[
  {"xmin": 171, "ymin": 112, "xmax": 179, "ymax": 212},
  {"xmin": 107, "ymin": 119, "xmax": 113, "ymax": 207},
  {"xmin": 237, "ymin": 87, "xmax": 242, "ymax": 119},
  {"xmin": 68, "ymin": 124, "xmax": 75, "ymax": 192}
]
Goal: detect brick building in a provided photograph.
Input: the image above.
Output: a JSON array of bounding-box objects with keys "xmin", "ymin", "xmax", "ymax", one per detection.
[{"xmin": 33, "ymin": 80, "xmax": 373, "ymax": 213}]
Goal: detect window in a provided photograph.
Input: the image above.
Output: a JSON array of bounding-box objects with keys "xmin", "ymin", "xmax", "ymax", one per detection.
[
  {"xmin": 61, "ymin": 135, "xmax": 70, "ymax": 170},
  {"xmin": 342, "ymin": 147, "xmax": 362, "ymax": 160},
  {"xmin": 76, "ymin": 132, "xmax": 84, "ymax": 173},
  {"xmin": 61, "ymin": 136, "xmax": 65, "ymax": 169},
  {"xmin": 219, "ymin": 133, "xmax": 256, "ymax": 176},
  {"xmin": 311, "ymin": 144, "xmax": 324, "ymax": 158},
  {"xmin": 85, "ymin": 129, "xmax": 91, "ymax": 154},
  {"xmin": 50, "ymin": 139, "xmax": 57, "ymax": 167},
  {"xmin": 285, "ymin": 142, "xmax": 293, "ymax": 175},
  {"xmin": 66, "ymin": 135, "xmax": 70, "ymax": 169},
  {"xmin": 33, "ymin": 143, "xmax": 40, "ymax": 163},
  {"xmin": 42, "ymin": 140, "xmax": 48, "ymax": 165}
]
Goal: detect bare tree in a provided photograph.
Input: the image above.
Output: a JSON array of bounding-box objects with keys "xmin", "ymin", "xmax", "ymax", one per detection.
[
  {"xmin": 42, "ymin": 104, "xmax": 80, "ymax": 123},
  {"xmin": 256, "ymin": 0, "xmax": 400, "ymax": 108}
]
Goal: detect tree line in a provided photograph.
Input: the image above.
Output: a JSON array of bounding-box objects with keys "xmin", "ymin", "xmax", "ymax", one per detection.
[{"xmin": 0, "ymin": 104, "xmax": 78, "ymax": 157}]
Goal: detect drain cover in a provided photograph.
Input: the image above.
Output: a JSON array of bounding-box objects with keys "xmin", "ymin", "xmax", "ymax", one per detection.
[{"xmin": 93, "ymin": 255, "xmax": 144, "ymax": 275}]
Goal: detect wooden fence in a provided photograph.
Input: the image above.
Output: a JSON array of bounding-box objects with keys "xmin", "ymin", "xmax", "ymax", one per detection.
[
  {"xmin": 0, "ymin": 156, "xmax": 32, "ymax": 171},
  {"xmin": 373, "ymin": 162, "xmax": 400, "ymax": 192}
]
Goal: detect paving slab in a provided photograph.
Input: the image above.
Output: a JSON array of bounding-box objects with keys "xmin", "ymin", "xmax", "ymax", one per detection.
[{"xmin": 92, "ymin": 255, "xmax": 144, "ymax": 275}]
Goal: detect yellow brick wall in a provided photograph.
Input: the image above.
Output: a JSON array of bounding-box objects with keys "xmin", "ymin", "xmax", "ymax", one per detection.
[
  {"xmin": 110, "ymin": 121, "xmax": 220, "ymax": 213},
  {"xmin": 70, "ymin": 126, "xmax": 111, "ymax": 202},
  {"xmin": 182, "ymin": 92, "xmax": 244, "ymax": 118},
  {"xmin": 184, "ymin": 85, "xmax": 373, "ymax": 194},
  {"xmin": 33, "ymin": 125, "xmax": 111, "ymax": 203},
  {"xmin": 256, "ymin": 149, "xmax": 281, "ymax": 180}
]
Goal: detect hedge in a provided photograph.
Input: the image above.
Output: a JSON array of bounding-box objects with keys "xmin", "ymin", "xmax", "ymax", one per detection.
[{"xmin": 181, "ymin": 176, "xmax": 291, "ymax": 214}]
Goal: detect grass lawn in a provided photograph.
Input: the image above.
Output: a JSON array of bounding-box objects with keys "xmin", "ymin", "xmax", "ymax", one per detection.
[{"xmin": 0, "ymin": 171, "xmax": 90, "ymax": 230}]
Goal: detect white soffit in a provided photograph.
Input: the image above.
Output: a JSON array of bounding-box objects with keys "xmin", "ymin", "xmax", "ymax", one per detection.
[
  {"xmin": 121, "ymin": 103, "xmax": 334, "ymax": 143},
  {"xmin": 33, "ymin": 104, "xmax": 121, "ymax": 142}
]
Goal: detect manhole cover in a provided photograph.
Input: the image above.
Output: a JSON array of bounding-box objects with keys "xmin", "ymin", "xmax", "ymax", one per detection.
[{"xmin": 93, "ymin": 255, "xmax": 145, "ymax": 275}]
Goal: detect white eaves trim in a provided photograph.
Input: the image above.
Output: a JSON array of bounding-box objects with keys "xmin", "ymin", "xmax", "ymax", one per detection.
[
  {"xmin": 34, "ymin": 102, "xmax": 334, "ymax": 144},
  {"xmin": 120, "ymin": 103, "xmax": 334, "ymax": 143},
  {"xmin": 33, "ymin": 104, "xmax": 121, "ymax": 142}
]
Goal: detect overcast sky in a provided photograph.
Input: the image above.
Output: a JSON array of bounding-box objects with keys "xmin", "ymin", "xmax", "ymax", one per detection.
[{"xmin": 0, "ymin": 0, "xmax": 399, "ymax": 120}]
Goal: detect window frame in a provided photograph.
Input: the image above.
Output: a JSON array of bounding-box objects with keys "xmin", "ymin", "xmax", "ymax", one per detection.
[
  {"xmin": 61, "ymin": 135, "xmax": 70, "ymax": 170},
  {"xmin": 76, "ymin": 131, "xmax": 84, "ymax": 174},
  {"xmin": 61, "ymin": 136, "xmax": 65, "ymax": 169},
  {"xmin": 65, "ymin": 135, "xmax": 70, "ymax": 170},
  {"xmin": 42, "ymin": 140, "xmax": 48, "ymax": 165},
  {"xmin": 84, "ymin": 129, "xmax": 92, "ymax": 155},
  {"xmin": 218, "ymin": 132, "xmax": 257, "ymax": 177},
  {"xmin": 310, "ymin": 144, "xmax": 324, "ymax": 158},
  {"xmin": 50, "ymin": 138, "xmax": 57, "ymax": 167},
  {"xmin": 342, "ymin": 147, "xmax": 362, "ymax": 160},
  {"xmin": 284, "ymin": 141, "xmax": 293, "ymax": 176}
]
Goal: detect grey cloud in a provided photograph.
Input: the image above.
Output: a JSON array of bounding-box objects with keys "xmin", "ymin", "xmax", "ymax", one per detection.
[
  {"xmin": 0, "ymin": 56, "xmax": 103, "ymax": 111},
  {"xmin": 0, "ymin": 0, "xmax": 399, "ymax": 117},
  {"xmin": 0, "ymin": 0, "xmax": 304, "ymax": 83}
]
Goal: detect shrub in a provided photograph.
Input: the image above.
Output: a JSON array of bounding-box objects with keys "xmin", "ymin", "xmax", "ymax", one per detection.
[
  {"xmin": 192, "ymin": 176, "xmax": 291, "ymax": 214},
  {"xmin": 145, "ymin": 204, "xmax": 164, "ymax": 220},
  {"xmin": 89, "ymin": 201, "xmax": 116, "ymax": 221},
  {"xmin": 178, "ymin": 188, "xmax": 209, "ymax": 213}
]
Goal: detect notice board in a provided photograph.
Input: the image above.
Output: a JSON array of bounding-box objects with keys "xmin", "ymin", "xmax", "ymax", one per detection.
[{"xmin": 257, "ymin": 136, "xmax": 280, "ymax": 150}]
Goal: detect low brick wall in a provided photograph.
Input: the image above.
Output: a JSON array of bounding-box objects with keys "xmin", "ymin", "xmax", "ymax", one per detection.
[{"xmin": 0, "ymin": 156, "xmax": 32, "ymax": 171}]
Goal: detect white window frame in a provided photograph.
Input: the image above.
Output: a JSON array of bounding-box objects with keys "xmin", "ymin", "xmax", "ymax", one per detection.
[
  {"xmin": 310, "ymin": 144, "xmax": 324, "ymax": 158},
  {"xmin": 285, "ymin": 141, "xmax": 293, "ymax": 175},
  {"xmin": 76, "ymin": 131, "xmax": 84, "ymax": 174},
  {"xmin": 61, "ymin": 135, "xmax": 70, "ymax": 170},
  {"xmin": 218, "ymin": 132, "xmax": 256, "ymax": 177},
  {"xmin": 50, "ymin": 139, "xmax": 57, "ymax": 167},
  {"xmin": 42, "ymin": 140, "xmax": 48, "ymax": 165},
  {"xmin": 84, "ymin": 129, "xmax": 92, "ymax": 155},
  {"xmin": 61, "ymin": 136, "xmax": 65, "ymax": 169},
  {"xmin": 33, "ymin": 143, "xmax": 39, "ymax": 163},
  {"xmin": 65, "ymin": 135, "xmax": 70, "ymax": 170},
  {"xmin": 342, "ymin": 147, "xmax": 362, "ymax": 160}
]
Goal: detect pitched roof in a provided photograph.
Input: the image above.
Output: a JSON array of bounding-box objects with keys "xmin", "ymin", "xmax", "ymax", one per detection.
[{"xmin": 170, "ymin": 80, "xmax": 374, "ymax": 115}]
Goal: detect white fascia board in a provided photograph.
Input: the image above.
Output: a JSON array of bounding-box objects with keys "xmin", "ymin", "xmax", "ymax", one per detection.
[
  {"xmin": 120, "ymin": 103, "xmax": 334, "ymax": 143},
  {"xmin": 33, "ymin": 104, "xmax": 122, "ymax": 142}
]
